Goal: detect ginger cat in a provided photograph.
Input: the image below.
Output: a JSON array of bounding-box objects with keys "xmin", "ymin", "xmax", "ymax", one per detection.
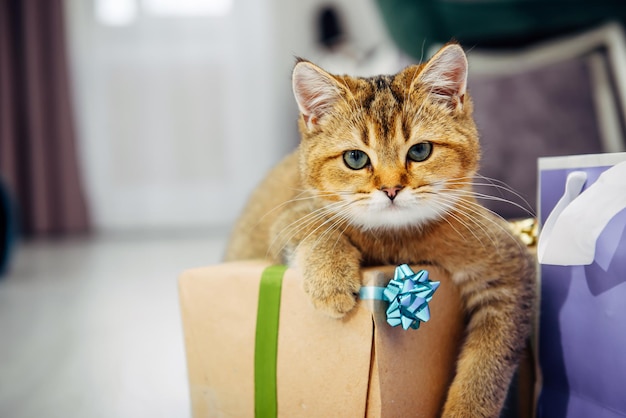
[{"xmin": 225, "ymin": 44, "xmax": 536, "ymax": 417}]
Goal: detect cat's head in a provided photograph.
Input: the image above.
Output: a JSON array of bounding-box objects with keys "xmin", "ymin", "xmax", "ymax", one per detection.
[{"xmin": 292, "ymin": 43, "xmax": 479, "ymax": 230}]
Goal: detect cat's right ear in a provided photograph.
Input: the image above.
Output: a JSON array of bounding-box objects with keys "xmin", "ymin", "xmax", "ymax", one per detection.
[{"xmin": 292, "ymin": 59, "xmax": 345, "ymax": 129}]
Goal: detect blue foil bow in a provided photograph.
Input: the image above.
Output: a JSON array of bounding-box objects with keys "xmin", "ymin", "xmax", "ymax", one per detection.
[{"xmin": 359, "ymin": 264, "xmax": 440, "ymax": 330}]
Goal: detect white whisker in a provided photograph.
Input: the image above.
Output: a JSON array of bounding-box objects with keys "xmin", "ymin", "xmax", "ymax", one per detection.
[
  {"xmin": 442, "ymin": 175, "xmax": 535, "ymax": 216},
  {"xmin": 443, "ymin": 194, "xmax": 527, "ymax": 253},
  {"xmin": 293, "ymin": 204, "xmax": 355, "ymax": 255},
  {"xmin": 426, "ymin": 198, "xmax": 475, "ymax": 242},
  {"xmin": 267, "ymin": 200, "xmax": 351, "ymax": 259},
  {"xmin": 440, "ymin": 187, "xmax": 535, "ymax": 218},
  {"xmin": 431, "ymin": 194, "xmax": 497, "ymax": 247}
]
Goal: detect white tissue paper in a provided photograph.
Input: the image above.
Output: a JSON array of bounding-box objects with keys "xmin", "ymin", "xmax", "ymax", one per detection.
[{"xmin": 538, "ymin": 161, "xmax": 626, "ymax": 266}]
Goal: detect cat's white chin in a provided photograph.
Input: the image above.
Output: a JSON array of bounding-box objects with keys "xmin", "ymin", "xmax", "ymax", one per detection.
[
  {"xmin": 346, "ymin": 193, "xmax": 455, "ymax": 230},
  {"xmin": 349, "ymin": 205, "xmax": 443, "ymax": 230}
]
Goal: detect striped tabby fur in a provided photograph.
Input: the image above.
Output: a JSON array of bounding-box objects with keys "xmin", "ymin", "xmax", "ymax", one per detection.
[{"xmin": 225, "ymin": 44, "xmax": 536, "ymax": 417}]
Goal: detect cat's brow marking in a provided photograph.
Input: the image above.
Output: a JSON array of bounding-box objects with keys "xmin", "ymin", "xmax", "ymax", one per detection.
[
  {"xmin": 369, "ymin": 75, "xmax": 404, "ymax": 106},
  {"xmin": 399, "ymin": 115, "xmax": 412, "ymax": 143},
  {"xmin": 360, "ymin": 124, "xmax": 369, "ymax": 147},
  {"xmin": 389, "ymin": 83, "xmax": 405, "ymax": 106}
]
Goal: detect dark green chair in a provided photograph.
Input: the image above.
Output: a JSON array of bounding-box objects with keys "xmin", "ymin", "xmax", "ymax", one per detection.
[{"xmin": 376, "ymin": 0, "xmax": 626, "ymax": 60}]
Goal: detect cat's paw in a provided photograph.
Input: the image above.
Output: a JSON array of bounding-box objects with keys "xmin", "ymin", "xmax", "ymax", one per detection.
[
  {"xmin": 302, "ymin": 268, "xmax": 361, "ymax": 318},
  {"xmin": 310, "ymin": 287, "xmax": 359, "ymax": 318}
]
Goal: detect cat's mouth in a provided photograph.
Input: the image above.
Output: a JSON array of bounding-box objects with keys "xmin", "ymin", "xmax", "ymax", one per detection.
[
  {"xmin": 342, "ymin": 190, "xmax": 455, "ymax": 230},
  {"xmin": 374, "ymin": 198, "xmax": 406, "ymax": 211}
]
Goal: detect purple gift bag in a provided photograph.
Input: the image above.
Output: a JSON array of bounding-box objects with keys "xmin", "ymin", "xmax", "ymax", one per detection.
[{"xmin": 537, "ymin": 153, "xmax": 626, "ymax": 418}]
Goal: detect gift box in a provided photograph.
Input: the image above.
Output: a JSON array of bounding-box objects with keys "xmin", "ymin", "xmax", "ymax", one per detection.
[
  {"xmin": 178, "ymin": 260, "xmax": 466, "ymax": 417},
  {"xmin": 537, "ymin": 152, "xmax": 626, "ymax": 417}
]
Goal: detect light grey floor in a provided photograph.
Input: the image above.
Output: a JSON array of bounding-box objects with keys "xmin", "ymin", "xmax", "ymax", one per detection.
[{"xmin": 0, "ymin": 232, "xmax": 228, "ymax": 418}]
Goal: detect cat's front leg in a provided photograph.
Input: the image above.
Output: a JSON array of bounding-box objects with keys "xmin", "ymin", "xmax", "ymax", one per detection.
[
  {"xmin": 268, "ymin": 207, "xmax": 362, "ymax": 318},
  {"xmin": 293, "ymin": 237, "xmax": 362, "ymax": 318},
  {"xmin": 442, "ymin": 264, "xmax": 535, "ymax": 418}
]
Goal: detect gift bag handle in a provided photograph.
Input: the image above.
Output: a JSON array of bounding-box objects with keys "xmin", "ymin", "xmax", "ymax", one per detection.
[{"xmin": 538, "ymin": 161, "xmax": 626, "ymax": 266}]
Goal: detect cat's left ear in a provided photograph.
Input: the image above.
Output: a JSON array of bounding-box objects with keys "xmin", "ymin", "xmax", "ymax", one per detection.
[
  {"xmin": 292, "ymin": 59, "xmax": 346, "ymax": 129},
  {"xmin": 414, "ymin": 43, "xmax": 468, "ymax": 111}
]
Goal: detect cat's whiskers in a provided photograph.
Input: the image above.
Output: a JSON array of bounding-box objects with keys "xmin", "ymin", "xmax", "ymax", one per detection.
[
  {"xmin": 460, "ymin": 198, "xmax": 528, "ymax": 253},
  {"xmin": 256, "ymin": 190, "xmax": 323, "ymax": 224},
  {"xmin": 253, "ymin": 190, "xmax": 350, "ymax": 235},
  {"xmin": 414, "ymin": 182, "xmax": 514, "ymax": 250},
  {"xmin": 259, "ymin": 189, "xmax": 356, "ymax": 223},
  {"xmin": 436, "ymin": 191, "xmax": 527, "ymax": 253},
  {"xmin": 443, "ymin": 175, "xmax": 535, "ymax": 217},
  {"xmin": 286, "ymin": 188, "xmax": 357, "ymax": 202},
  {"xmin": 473, "ymin": 172, "xmax": 524, "ymax": 192},
  {"xmin": 446, "ymin": 173, "xmax": 533, "ymax": 201},
  {"xmin": 424, "ymin": 197, "xmax": 477, "ymax": 243},
  {"xmin": 432, "ymin": 193, "xmax": 502, "ymax": 250},
  {"xmin": 277, "ymin": 200, "xmax": 348, "ymax": 239},
  {"xmin": 290, "ymin": 203, "xmax": 357, "ymax": 259},
  {"xmin": 267, "ymin": 200, "xmax": 346, "ymax": 255},
  {"xmin": 425, "ymin": 191, "xmax": 496, "ymax": 247},
  {"xmin": 268, "ymin": 199, "xmax": 354, "ymax": 260},
  {"xmin": 331, "ymin": 212, "xmax": 356, "ymax": 253},
  {"xmin": 309, "ymin": 205, "xmax": 355, "ymax": 253},
  {"xmin": 465, "ymin": 192, "xmax": 533, "ymax": 218}
]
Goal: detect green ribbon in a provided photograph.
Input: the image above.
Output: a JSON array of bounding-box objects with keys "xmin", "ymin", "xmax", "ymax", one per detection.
[{"xmin": 255, "ymin": 265, "xmax": 287, "ymax": 418}]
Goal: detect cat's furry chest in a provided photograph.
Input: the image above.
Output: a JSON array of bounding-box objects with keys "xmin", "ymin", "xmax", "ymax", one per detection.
[
  {"xmin": 343, "ymin": 223, "xmax": 445, "ymax": 267},
  {"xmin": 342, "ymin": 209, "xmax": 511, "ymax": 276}
]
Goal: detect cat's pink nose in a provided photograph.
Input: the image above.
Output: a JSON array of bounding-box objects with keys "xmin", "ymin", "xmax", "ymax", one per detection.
[{"xmin": 381, "ymin": 186, "xmax": 403, "ymax": 201}]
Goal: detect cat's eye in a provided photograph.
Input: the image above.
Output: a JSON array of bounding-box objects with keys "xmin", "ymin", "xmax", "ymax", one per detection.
[
  {"xmin": 407, "ymin": 142, "xmax": 433, "ymax": 162},
  {"xmin": 343, "ymin": 150, "xmax": 370, "ymax": 170}
]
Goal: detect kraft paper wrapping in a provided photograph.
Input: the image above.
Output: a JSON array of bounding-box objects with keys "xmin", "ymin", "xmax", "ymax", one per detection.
[{"xmin": 179, "ymin": 260, "xmax": 464, "ymax": 417}]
